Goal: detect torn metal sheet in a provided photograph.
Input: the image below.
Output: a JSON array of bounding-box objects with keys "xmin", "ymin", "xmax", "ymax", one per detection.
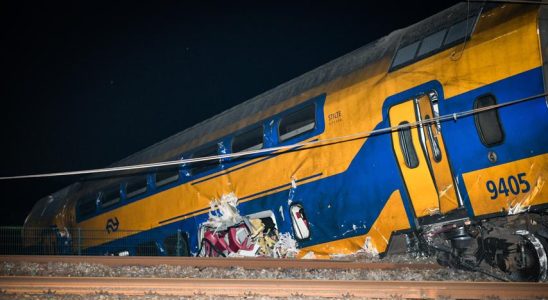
[{"xmin": 199, "ymin": 193, "xmax": 299, "ymax": 258}]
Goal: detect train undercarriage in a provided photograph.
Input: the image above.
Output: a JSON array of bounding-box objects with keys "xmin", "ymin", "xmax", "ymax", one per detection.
[{"xmin": 415, "ymin": 211, "xmax": 548, "ymax": 281}]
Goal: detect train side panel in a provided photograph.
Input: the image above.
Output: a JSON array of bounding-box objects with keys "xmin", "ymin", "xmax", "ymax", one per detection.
[{"xmin": 67, "ymin": 4, "xmax": 548, "ymax": 258}]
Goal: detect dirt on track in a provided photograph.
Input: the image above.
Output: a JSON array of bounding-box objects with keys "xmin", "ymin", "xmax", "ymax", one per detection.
[
  {"xmin": 0, "ymin": 254, "xmax": 504, "ymax": 282},
  {"xmin": 1, "ymin": 276, "xmax": 548, "ymax": 299}
]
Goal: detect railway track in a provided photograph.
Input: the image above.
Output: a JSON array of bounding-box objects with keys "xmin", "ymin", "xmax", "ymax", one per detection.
[
  {"xmin": 0, "ymin": 255, "xmax": 440, "ymax": 270},
  {"xmin": 1, "ymin": 276, "xmax": 547, "ymax": 298}
]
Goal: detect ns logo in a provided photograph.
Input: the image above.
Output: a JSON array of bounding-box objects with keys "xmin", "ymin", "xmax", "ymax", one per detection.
[{"xmin": 105, "ymin": 217, "xmax": 120, "ymax": 234}]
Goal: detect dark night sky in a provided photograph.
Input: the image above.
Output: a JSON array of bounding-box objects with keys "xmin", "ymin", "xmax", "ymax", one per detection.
[{"xmin": 0, "ymin": 1, "xmax": 460, "ymax": 226}]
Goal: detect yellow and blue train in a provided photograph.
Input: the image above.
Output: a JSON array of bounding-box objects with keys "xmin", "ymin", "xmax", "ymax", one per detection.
[{"xmin": 24, "ymin": 2, "xmax": 548, "ymax": 281}]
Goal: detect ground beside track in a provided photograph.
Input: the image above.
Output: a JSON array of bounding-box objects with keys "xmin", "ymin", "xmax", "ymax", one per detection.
[{"xmin": 0, "ymin": 254, "xmax": 505, "ymax": 281}]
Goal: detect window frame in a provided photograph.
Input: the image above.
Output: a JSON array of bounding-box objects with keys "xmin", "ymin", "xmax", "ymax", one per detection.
[
  {"xmin": 155, "ymin": 168, "xmax": 181, "ymax": 188},
  {"xmin": 189, "ymin": 143, "xmax": 220, "ymax": 176},
  {"xmin": 277, "ymin": 103, "xmax": 317, "ymax": 143},
  {"xmin": 77, "ymin": 194, "xmax": 98, "ymax": 219},
  {"xmin": 100, "ymin": 186, "xmax": 121, "ymax": 209},
  {"xmin": 231, "ymin": 125, "xmax": 264, "ymax": 154},
  {"xmin": 125, "ymin": 175, "xmax": 148, "ymax": 200},
  {"xmin": 473, "ymin": 93, "xmax": 505, "ymax": 147}
]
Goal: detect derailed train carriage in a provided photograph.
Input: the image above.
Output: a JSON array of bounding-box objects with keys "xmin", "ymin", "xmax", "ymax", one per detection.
[{"xmin": 24, "ymin": 2, "xmax": 548, "ymax": 281}]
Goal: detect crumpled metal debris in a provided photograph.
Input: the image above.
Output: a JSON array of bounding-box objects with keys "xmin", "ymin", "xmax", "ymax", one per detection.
[{"xmin": 199, "ymin": 193, "xmax": 299, "ymax": 258}]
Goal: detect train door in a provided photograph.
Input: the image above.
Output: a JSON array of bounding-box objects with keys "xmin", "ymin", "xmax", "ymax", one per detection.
[{"xmin": 389, "ymin": 90, "xmax": 459, "ymax": 219}]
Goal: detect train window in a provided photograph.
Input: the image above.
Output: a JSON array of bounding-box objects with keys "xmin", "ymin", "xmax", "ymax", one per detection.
[
  {"xmin": 391, "ymin": 41, "xmax": 420, "ymax": 68},
  {"xmin": 279, "ymin": 105, "xmax": 315, "ymax": 142},
  {"xmin": 390, "ymin": 15, "xmax": 478, "ymax": 72},
  {"xmin": 474, "ymin": 94, "xmax": 505, "ymax": 147},
  {"xmin": 397, "ymin": 121, "xmax": 419, "ymax": 168},
  {"xmin": 232, "ymin": 126, "xmax": 263, "ymax": 153},
  {"xmin": 417, "ymin": 30, "xmax": 446, "ymax": 57},
  {"xmin": 125, "ymin": 176, "xmax": 147, "ymax": 199},
  {"xmin": 155, "ymin": 169, "xmax": 180, "ymax": 187},
  {"xmin": 101, "ymin": 187, "xmax": 120, "ymax": 209},
  {"xmin": 290, "ymin": 204, "xmax": 310, "ymax": 240},
  {"xmin": 190, "ymin": 144, "xmax": 219, "ymax": 175},
  {"xmin": 424, "ymin": 115, "xmax": 442, "ymax": 162},
  {"xmin": 444, "ymin": 19, "xmax": 473, "ymax": 46},
  {"xmin": 77, "ymin": 195, "xmax": 97, "ymax": 218}
]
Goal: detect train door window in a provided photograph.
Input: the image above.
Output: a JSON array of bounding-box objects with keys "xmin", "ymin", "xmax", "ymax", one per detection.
[
  {"xmin": 100, "ymin": 186, "xmax": 120, "ymax": 209},
  {"xmin": 190, "ymin": 144, "xmax": 219, "ymax": 175},
  {"xmin": 417, "ymin": 30, "xmax": 446, "ymax": 57},
  {"xmin": 155, "ymin": 169, "xmax": 180, "ymax": 187},
  {"xmin": 125, "ymin": 176, "xmax": 147, "ymax": 199},
  {"xmin": 391, "ymin": 41, "xmax": 420, "ymax": 69},
  {"xmin": 424, "ymin": 115, "xmax": 442, "ymax": 162},
  {"xmin": 290, "ymin": 204, "xmax": 310, "ymax": 240},
  {"xmin": 397, "ymin": 121, "xmax": 419, "ymax": 168},
  {"xmin": 474, "ymin": 94, "xmax": 505, "ymax": 147},
  {"xmin": 77, "ymin": 194, "xmax": 97, "ymax": 218},
  {"xmin": 232, "ymin": 126, "xmax": 263, "ymax": 153},
  {"xmin": 279, "ymin": 104, "xmax": 315, "ymax": 142},
  {"xmin": 429, "ymin": 91, "xmax": 441, "ymax": 132}
]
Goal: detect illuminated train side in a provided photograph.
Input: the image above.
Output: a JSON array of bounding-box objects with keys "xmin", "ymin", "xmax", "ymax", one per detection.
[{"xmin": 24, "ymin": 3, "xmax": 548, "ymax": 280}]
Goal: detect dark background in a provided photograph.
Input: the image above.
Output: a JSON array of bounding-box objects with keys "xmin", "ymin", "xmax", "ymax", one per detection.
[{"xmin": 0, "ymin": 1, "xmax": 460, "ymax": 226}]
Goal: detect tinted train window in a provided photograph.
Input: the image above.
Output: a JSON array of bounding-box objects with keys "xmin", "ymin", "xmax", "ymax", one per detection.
[
  {"xmin": 233, "ymin": 126, "xmax": 263, "ymax": 153},
  {"xmin": 279, "ymin": 105, "xmax": 316, "ymax": 142},
  {"xmin": 474, "ymin": 95, "xmax": 504, "ymax": 147},
  {"xmin": 392, "ymin": 41, "xmax": 420, "ymax": 68},
  {"xmin": 444, "ymin": 19, "xmax": 473, "ymax": 46},
  {"xmin": 398, "ymin": 121, "xmax": 419, "ymax": 168},
  {"xmin": 390, "ymin": 16, "xmax": 478, "ymax": 71},
  {"xmin": 101, "ymin": 187, "xmax": 120, "ymax": 209},
  {"xmin": 156, "ymin": 169, "xmax": 179, "ymax": 187},
  {"xmin": 190, "ymin": 144, "xmax": 219, "ymax": 175},
  {"xmin": 417, "ymin": 30, "xmax": 446, "ymax": 57},
  {"xmin": 78, "ymin": 195, "xmax": 97, "ymax": 218},
  {"xmin": 126, "ymin": 176, "xmax": 147, "ymax": 199}
]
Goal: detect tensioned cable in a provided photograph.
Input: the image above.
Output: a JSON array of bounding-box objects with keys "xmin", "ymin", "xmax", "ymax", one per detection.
[{"xmin": 0, "ymin": 92, "xmax": 545, "ymax": 180}]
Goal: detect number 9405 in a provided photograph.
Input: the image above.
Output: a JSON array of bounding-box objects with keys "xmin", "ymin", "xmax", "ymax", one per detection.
[{"xmin": 485, "ymin": 172, "xmax": 530, "ymax": 200}]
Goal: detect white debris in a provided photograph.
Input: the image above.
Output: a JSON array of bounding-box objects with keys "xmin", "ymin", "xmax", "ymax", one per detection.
[
  {"xmin": 279, "ymin": 206, "xmax": 285, "ymax": 221},
  {"xmin": 202, "ymin": 193, "xmax": 242, "ymax": 232},
  {"xmin": 301, "ymin": 251, "xmax": 316, "ymax": 259},
  {"xmin": 291, "ymin": 177, "xmax": 297, "ymax": 189},
  {"xmin": 287, "ymin": 176, "xmax": 297, "ymax": 206},
  {"xmin": 228, "ymin": 244, "xmax": 261, "ymax": 257},
  {"xmin": 273, "ymin": 232, "xmax": 299, "ymax": 258},
  {"xmin": 508, "ymin": 201, "xmax": 530, "ymax": 215},
  {"xmin": 362, "ymin": 236, "xmax": 379, "ymax": 257}
]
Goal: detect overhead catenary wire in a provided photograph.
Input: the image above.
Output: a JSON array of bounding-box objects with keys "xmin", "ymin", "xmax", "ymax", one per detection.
[{"xmin": 0, "ymin": 92, "xmax": 545, "ymax": 180}]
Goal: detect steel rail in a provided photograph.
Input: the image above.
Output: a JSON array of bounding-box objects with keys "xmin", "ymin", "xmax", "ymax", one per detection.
[
  {"xmin": 1, "ymin": 276, "xmax": 547, "ymax": 298},
  {"xmin": 0, "ymin": 255, "xmax": 440, "ymax": 270}
]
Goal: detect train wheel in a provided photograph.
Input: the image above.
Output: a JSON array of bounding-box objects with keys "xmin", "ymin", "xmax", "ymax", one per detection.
[{"xmin": 507, "ymin": 231, "xmax": 547, "ymax": 282}]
